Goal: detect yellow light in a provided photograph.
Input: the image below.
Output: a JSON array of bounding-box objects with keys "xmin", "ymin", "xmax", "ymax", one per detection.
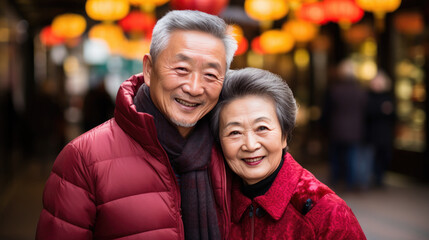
[
  {"xmin": 294, "ymin": 48, "xmax": 310, "ymax": 68},
  {"xmin": 86, "ymin": 0, "xmax": 130, "ymax": 21},
  {"xmin": 89, "ymin": 23, "xmax": 126, "ymax": 54},
  {"xmin": 395, "ymin": 79, "xmax": 413, "ymax": 100},
  {"xmin": 357, "ymin": 59, "xmax": 377, "ymax": 81},
  {"xmin": 121, "ymin": 39, "xmax": 151, "ymax": 60},
  {"xmin": 356, "ymin": 0, "xmax": 401, "ymax": 13},
  {"xmin": 260, "ymin": 30, "xmax": 295, "ymax": 54},
  {"xmin": 360, "ymin": 38, "xmax": 377, "ymax": 57},
  {"xmin": 63, "ymin": 56, "xmax": 80, "ymax": 74},
  {"xmin": 52, "ymin": 14, "xmax": 86, "ymax": 39},
  {"xmin": 128, "ymin": 0, "xmax": 169, "ymax": 6},
  {"xmin": 244, "ymin": 0, "xmax": 289, "ymax": 21},
  {"xmin": 282, "ymin": 20, "xmax": 318, "ymax": 43},
  {"xmin": 247, "ymin": 51, "xmax": 264, "ymax": 68},
  {"xmin": 229, "ymin": 24, "xmax": 244, "ymax": 42}
]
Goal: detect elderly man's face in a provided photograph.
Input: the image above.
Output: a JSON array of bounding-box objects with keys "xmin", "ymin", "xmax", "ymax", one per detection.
[{"xmin": 143, "ymin": 30, "xmax": 227, "ymax": 137}]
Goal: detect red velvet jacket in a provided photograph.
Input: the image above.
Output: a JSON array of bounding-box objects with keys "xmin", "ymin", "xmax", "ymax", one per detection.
[
  {"xmin": 36, "ymin": 74, "xmax": 230, "ymax": 240},
  {"xmin": 229, "ymin": 153, "xmax": 366, "ymax": 240}
]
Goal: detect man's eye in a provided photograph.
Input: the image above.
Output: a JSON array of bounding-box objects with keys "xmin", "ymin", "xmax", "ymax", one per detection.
[
  {"xmin": 176, "ymin": 67, "xmax": 188, "ymax": 73},
  {"xmin": 206, "ymin": 73, "xmax": 218, "ymax": 79}
]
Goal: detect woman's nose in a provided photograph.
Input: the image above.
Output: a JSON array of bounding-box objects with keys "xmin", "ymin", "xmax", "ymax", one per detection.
[{"xmin": 241, "ymin": 132, "xmax": 261, "ymax": 152}]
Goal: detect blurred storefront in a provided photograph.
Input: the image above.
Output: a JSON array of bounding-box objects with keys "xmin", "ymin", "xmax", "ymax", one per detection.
[{"xmin": 0, "ymin": 0, "xmax": 428, "ymax": 188}]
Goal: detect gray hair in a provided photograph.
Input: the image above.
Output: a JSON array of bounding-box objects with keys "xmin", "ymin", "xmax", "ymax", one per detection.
[
  {"xmin": 211, "ymin": 67, "xmax": 297, "ymax": 144},
  {"xmin": 150, "ymin": 10, "xmax": 237, "ymax": 70}
]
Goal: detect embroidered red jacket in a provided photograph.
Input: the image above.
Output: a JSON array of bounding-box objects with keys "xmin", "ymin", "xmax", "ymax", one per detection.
[{"xmin": 229, "ymin": 153, "xmax": 366, "ymax": 240}]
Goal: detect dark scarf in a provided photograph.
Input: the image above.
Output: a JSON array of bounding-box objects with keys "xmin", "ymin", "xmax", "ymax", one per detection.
[
  {"xmin": 241, "ymin": 158, "xmax": 284, "ymax": 199},
  {"xmin": 134, "ymin": 84, "xmax": 221, "ymax": 240}
]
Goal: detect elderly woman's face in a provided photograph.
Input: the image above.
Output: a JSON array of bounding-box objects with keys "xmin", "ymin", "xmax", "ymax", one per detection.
[{"xmin": 219, "ymin": 95, "xmax": 286, "ymax": 185}]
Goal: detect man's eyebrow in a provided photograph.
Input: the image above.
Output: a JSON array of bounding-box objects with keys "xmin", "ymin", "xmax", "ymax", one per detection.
[
  {"xmin": 176, "ymin": 53, "xmax": 191, "ymax": 62},
  {"xmin": 175, "ymin": 53, "xmax": 222, "ymax": 71}
]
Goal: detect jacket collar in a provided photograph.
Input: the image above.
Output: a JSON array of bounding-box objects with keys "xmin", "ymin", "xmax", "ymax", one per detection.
[
  {"xmin": 114, "ymin": 73, "xmax": 165, "ymax": 158},
  {"xmin": 231, "ymin": 153, "xmax": 303, "ymax": 222}
]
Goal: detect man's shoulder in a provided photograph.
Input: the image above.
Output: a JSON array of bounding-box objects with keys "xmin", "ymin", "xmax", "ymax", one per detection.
[{"xmin": 66, "ymin": 119, "xmax": 141, "ymax": 165}]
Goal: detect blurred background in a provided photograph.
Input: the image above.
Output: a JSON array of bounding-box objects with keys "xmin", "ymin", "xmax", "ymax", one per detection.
[{"xmin": 0, "ymin": 0, "xmax": 428, "ymax": 239}]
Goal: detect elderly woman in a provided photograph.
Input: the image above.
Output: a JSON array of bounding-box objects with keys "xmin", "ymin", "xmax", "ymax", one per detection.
[{"xmin": 211, "ymin": 68, "xmax": 366, "ymax": 239}]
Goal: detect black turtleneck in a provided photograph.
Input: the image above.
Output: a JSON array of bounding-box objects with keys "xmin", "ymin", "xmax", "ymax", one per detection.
[{"xmin": 241, "ymin": 157, "xmax": 284, "ymax": 199}]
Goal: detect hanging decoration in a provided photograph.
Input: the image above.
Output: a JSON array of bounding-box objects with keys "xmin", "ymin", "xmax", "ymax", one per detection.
[
  {"xmin": 118, "ymin": 10, "xmax": 156, "ymax": 36},
  {"xmin": 85, "ymin": 0, "xmax": 130, "ymax": 21},
  {"xmin": 251, "ymin": 37, "xmax": 266, "ymax": 54},
  {"xmin": 297, "ymin": 2, "xmax": 328, "ymax": 25},
  {"xmin": 121, "ymin": 38, "xmax": 151, "ymax": 60},
  {"xmin": 129, "ymin": 0, "xmax": 170, "ymax": 12},
  {"xmin": 244, "ymin": 0, "xmax": 289, "ymax": 30},
  {"xmin": 40, "ymin": 26, "xmax": 65, "ymax": 46},
  {"xmin": 89, "ymin": 23, "xmax": 126, "ymax": 54},
  {"xmin": 282, "ymin": 19, "xmax": 318, "ymax": 43},
  {"xmin": 324, "ymin": 0, "xmax": 364, "ymax": 29},
  {"xmin": 356, "ymin": 0, "xmax": 401, "ymax": 31},
  {"xmin": 394, "ymin": 11, "xmax": 424, "ymax": 35},
  {"xmin": 260, "ymin": 30, "xmax": 295, "ymax": 54},
  {"xmin": 170, "ymin": 0, "xmax": 229, "ymax": 15},
  {"xmin": 51, "ymin": 13, "xmax": 87, "ymax": 39},
  {"xmin": 344, "ymin": 24, "xmax": 373, "ymax": 45},
  {"xmin": 229, "ymin": 24, "xmax": 248, "ymax": 56}
]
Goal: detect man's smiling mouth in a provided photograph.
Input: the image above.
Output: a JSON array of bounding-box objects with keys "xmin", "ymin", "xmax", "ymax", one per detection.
[{"xmin": 176, "ymin": 98, "xmax": 199, "ymax": 107}]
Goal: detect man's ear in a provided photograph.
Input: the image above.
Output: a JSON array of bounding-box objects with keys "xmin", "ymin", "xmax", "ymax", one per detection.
[{"xmin": 143, "ymin": 54, "xmax": 153, "ymax": 87}]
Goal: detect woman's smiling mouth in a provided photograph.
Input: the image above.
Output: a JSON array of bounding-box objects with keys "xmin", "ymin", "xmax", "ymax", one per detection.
[{"xmin": 242, "ymin": 156, "xmax": 264, "ymax": 165}]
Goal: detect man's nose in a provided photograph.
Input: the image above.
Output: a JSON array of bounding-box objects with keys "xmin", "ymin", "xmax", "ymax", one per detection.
[{"xmin": 183, "ymin": 73, "xmax": 204, "ymax": 96}]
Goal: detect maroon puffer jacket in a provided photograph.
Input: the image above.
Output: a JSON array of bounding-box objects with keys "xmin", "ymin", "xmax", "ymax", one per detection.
[{"xmin": 36, "ymin": 74, "xmax": 230, "ymax": 240}]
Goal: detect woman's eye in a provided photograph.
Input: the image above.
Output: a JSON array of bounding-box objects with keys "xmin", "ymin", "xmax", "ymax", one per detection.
[
  {"xmin": 228, "ymin": 130, "xmax": 240, "ymax": 136},
  {"xmin": 257, "ymin": 126, "xmax": 269, "ymax": 131}
]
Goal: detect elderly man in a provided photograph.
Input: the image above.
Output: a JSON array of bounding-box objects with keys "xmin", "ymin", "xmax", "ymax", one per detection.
[{"xmin": 36, "ymin": 10, "xmax": 237, "ymax": 240}]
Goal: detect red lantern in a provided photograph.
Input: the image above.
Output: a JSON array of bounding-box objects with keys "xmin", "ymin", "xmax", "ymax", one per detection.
[
  {"xmin": 324, "ymin": 0, "xmax": 364, "ymax": 24},
  {"xmin": 118, "ymin": 11, "xmax": 156, "ymax": 33},
  {"xmin": 235, "ymin": 37, "xmax": 249, "ymax": 56},
  {"xmin": 251, "ymin": 37, "xmax": 265, "ymax": 54},
  {"xmin": 170, "ymin": 0, "xmax": 229, "ymax": 15},
  {"xmin": 40, "ymin": 26, "xmax": 65, "ymax": 46},
  {"xmin": 297, "ymin": 2, "xmax": 328, "ymax": 25}
]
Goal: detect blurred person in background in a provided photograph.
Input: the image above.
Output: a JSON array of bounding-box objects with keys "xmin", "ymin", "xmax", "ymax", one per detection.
[
  {"xmin": 82, "ymin": 78, "xmax": 114, "ymax": 132},
  {"xmin": 212, "ymin": 68, "xmax": 366, "ymax": 239},
  {"xmin": 366, "ymin": 70, "xmax": 395, "ymax": 188},
  {"xmin": 322, "ymin": 60, "xmax": 368, "ymax": 190},
  {"xmin": 36, "ymin": 10, "xmax": 237, "ymax": 240}
]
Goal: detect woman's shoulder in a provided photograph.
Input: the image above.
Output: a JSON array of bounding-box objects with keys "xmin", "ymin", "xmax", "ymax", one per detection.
[{"xmin": 290, "ymin": 168, "xmax": 334, "ymax": 215}]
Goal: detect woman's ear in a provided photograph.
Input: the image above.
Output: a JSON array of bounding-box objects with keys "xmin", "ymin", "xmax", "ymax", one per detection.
[
  {"xmin": 143, "ymin": 54, "xmax": 153, "ymax": 87},
  {"xmin": 282, "ymin": 135, "xmax": 287, "ymax": 149}
]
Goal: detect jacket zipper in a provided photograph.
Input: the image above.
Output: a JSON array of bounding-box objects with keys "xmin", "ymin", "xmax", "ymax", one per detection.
[
  {"xmin": 162, "ymin": 151, "xmax": 184, "ymax": 239},
  {"xmin": 222, "ymin": 156, "xmax": 230, "ymax": 239},
  {"xmin": 249, "ymin": 204, "xmax": 255, "ymax": 240}
]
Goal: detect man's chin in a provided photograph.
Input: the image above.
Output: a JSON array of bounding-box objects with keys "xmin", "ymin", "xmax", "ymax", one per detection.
[{"xmin": 171, "ymin": 119, "xmax": 197, "ymax": 128}]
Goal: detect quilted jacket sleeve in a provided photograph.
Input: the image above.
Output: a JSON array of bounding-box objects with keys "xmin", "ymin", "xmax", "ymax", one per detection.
[
  {"xmin": 36, "ymin": 142, "xmax": 96, "ymax": 240},
  {"xmin": 308, "ymin": 193, "xmax": 367, "ymax": 240}
]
